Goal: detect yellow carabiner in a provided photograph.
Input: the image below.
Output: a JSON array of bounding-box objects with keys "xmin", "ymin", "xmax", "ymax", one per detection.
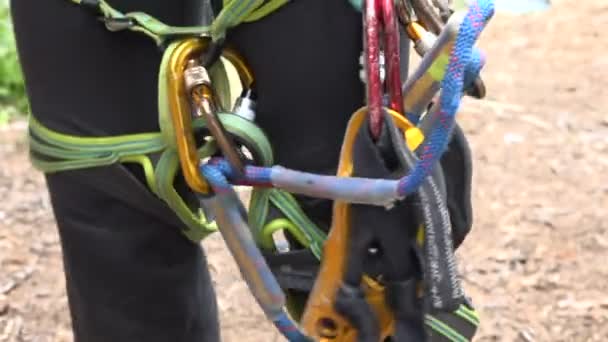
[{"xmin": 166, "ymin": 38, "xmax": 254, "ymax": 194}]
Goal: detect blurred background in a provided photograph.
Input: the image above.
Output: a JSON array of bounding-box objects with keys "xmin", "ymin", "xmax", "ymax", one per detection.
[
  {"xmin": 0, "ymin": 0, "xmax": 607, "ymax": 341},
  {"xmin": 0, "ymin": 0, "xmax": 26, "ymax": 124}
]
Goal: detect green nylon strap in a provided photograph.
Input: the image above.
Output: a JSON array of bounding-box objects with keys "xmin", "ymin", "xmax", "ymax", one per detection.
[
  {"xmin": 248, "ymin": 187, "xmax": 271, "ymax": 233},
  {"xmin": 69, "ymin": 0, "xmax": 290, "ymax": 44},
  {"xmin": 157, "ymin": 41, "xmax": 178, "ymax": 148},
  {"xmin": 213, "ymin": 0, "xmax": 264, "ymax": 40},
  {"xmin": 209, "ymin": 60, "xmax": 233, "ymax": 112},
  {"xmin": 155, "ymin": 140, "xmax": 219, "ymax": 241},
  {"xmin": 69, "ymin": 0, "xmax": 209, "ymax": 45},
  {"xmin": 425, "ymin": 315, "xmax": 468, "ymax": 342},
  {"xmin": 268, "ymin": 190, "xmax": 326, "ymax": 257},
  {"xmin": 28, "ymin": 112, "xmax": 275, "ymax": 242},
  {"xmin": 28, "ymin": 115, "xmax": 166, "ymax": 195},
  {"xmin": 424, "ymin": 304, "xmax": 481, "ymax": 341},
  {"xmin": 258, "ymin": 218, "xmax": 306, "ymax": 249},
  {"xmin": 153, "ymin": 107, "xmax": 279, "ymax": 242},
  {"xmin": 29, "ymin": 124, "xmax": 215, "ymax": 242},
  {"xmin": 243, "ymin": 0, "xmax": 289, "ymax": 22},
  {"xmin": 455, "ymin": 304, "xmax": 480, "ymax": 326},
  {"xmin": 249, "ymin": 188, "xmax": 327, "ymax": 259},
  {"xmin": 28, "ymin": 116, "xmax": 164, "ymax": 154}
]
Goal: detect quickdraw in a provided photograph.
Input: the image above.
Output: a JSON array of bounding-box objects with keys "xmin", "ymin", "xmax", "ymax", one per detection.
[{"xmin": 28, "ymin": 0, "xmax": 496, "ymax": 341}]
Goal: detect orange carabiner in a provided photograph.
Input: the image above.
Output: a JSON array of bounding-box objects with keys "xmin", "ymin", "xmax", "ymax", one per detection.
[{"xmin": 166, "ymin": 38, "xmax": 254, "ymax": 194}]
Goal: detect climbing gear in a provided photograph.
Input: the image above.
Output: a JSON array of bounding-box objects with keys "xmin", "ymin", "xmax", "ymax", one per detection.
[
  {"xmin": 27, "ymin": 0, "xmax": 495, "ymax": 340},
  {"xmin": 166, "ymin": 38, "xmax": 252, "ymax": 194},
  {"xmin": 364, "ymin": 0, "xmax": 405, "ymax": 138}
]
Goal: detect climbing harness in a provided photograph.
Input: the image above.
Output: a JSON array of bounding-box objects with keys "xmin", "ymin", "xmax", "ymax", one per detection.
[{"xmin": 28, "ymin": 0, "xmax": 495, "ymax": 340}]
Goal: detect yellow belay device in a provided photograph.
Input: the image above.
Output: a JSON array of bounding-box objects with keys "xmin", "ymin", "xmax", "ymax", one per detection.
[{"xmin": 29, "ymin": 0, "xmax": 496, "ymax": 341}]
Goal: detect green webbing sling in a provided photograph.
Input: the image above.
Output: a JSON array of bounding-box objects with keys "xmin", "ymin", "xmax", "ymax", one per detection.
[
  {"xmin": 30, "ymin": 108, "xmax": 325, "ymax": 245},
  {"xmin": 69, "ymin": 0, "xmax": 290, "ymax": 44},
  {"xmin": 27, "ymin": 0, "xmax": 297, "ymax": 242},
  {"xmin": 29, "ymin": 27, "xmax": 326, "ymax": 246},
  {"xmin": 249, "ymin": 188, "xmax": 327, "ymax": 257},
  {"xmin": 30, "ymin": 110, "xmax": 271, "ymax": 242}
]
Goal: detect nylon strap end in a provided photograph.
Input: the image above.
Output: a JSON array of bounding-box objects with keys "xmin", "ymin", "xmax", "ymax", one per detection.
[
  {"xmin": 102, "ymin": 17, "xmax": 134, "ymax": 32},
  {"xmin": 79, "ymin": 0, "xmax": 101, "ymax": 11}
]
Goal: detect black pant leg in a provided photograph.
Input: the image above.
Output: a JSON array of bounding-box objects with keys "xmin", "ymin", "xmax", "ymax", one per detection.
[
  {"xmin": 45, "ymin": 167, "xmax": 220, "ymax": 342},
  {"xmin": 11, "ymin": 1, "xmax": 220, "ymax": 341}
]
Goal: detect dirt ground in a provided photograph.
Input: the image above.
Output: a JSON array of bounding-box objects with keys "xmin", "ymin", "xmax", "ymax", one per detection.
[{"xmin": 1, "ymin": 0, "xmax": 607, "ymax": 341}]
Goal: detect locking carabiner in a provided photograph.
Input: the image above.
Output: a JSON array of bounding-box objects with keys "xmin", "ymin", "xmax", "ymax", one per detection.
[{"xmin": 167, "ymin": 38, "xmax": 253, "ymax": 194}]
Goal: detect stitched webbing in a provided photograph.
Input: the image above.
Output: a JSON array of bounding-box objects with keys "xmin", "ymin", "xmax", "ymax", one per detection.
[{"xmin": 69, "ymin": 0, "xmax": 291, "ymax": 44}]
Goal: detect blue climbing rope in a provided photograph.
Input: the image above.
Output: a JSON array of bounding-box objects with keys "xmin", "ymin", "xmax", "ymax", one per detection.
[
  {"xmin": 200, "ymin": 163, "xmax": 310, "ymax": 342},
  {"xmin": 397, "ymin": 0, "xmax": 494, "ymax": 196}
]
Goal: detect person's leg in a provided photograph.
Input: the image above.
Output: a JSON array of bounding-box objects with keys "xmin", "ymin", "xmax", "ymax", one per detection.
[{"xmin": 11, "ymin": 1, "xmax": 220, "ymax": 341}]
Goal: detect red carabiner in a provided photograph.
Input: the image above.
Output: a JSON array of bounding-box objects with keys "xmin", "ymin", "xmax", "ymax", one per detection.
[{"xmin": 365, "ymin": 0, "xmax": 404, "ymax": 139}]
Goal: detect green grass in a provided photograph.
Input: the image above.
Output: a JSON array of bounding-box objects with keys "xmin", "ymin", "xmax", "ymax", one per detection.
[{"xmin": 0, "ymin": 0, "xmax": 28, "ymax": 124}]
